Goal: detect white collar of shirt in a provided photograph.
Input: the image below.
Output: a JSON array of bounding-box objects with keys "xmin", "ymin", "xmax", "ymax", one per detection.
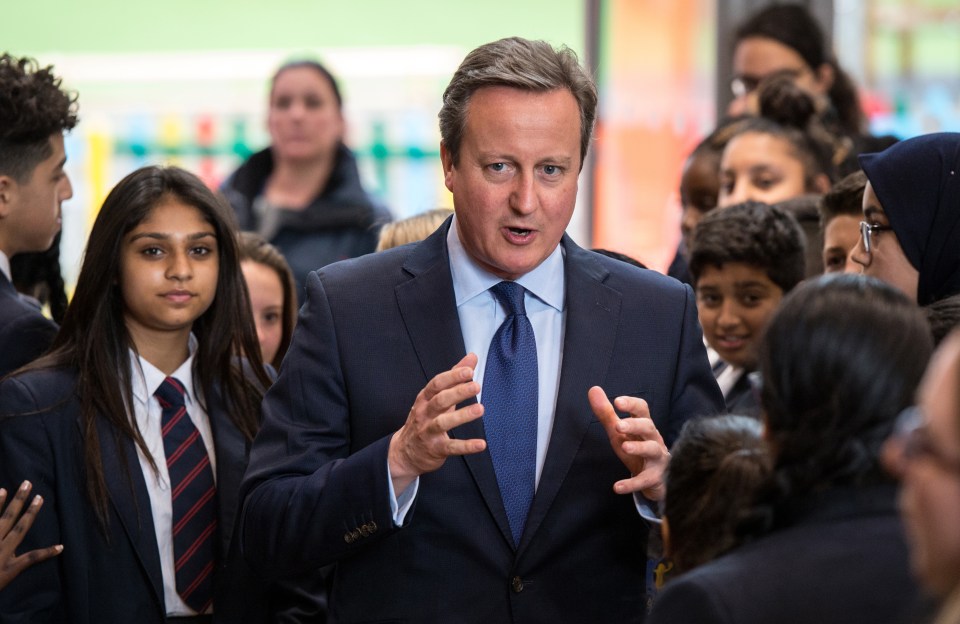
[
  {"xmin": 446, "ymin": 215, "xmax": 565, "ymax": 311},
  {"xmin": 0, "ymin": 251, "xmax": 10, "ymax": 283},
  {"xmin": 129, "ymin": 334, "xmax": 200, "ymax": 410}
]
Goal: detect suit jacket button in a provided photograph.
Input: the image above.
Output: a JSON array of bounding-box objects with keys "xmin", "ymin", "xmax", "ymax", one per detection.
[
  {"xmin": 368, "ymin": 521, "xmax": 378, "ymax": 532},
  {"xmin": 359, "ymin": 525, "xmax": 370, "ymax": 537},
  {"xmin": 351, "ymin": 529, "xmax": 362, "ymax": 540},
  {"xmin": 344, "ymin": 533, "xmax": 354, "ymax": 544},
  {"xmin": 511, "ymin": 576, "xmax": 524, "ymax": 593}
]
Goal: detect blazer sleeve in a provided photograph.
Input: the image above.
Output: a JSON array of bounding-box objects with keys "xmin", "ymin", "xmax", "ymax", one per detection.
[
  {"xmin": 648, "ymin": 574, "xmax": 733, "ymax": 624},
  {"xmin": 239, "ymin": 271, "xmax": 402, "ymax": 579},
  {"xmin": 0, "ymin": 311, "xmax": 57, "ymax": 376},
  {"xmin": 0, "ymin": 376, "xmax": 64, "ymax": 622}
]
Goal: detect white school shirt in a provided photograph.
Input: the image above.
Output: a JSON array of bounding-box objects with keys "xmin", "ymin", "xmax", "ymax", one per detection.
[{"xmin": 129, "ymin": 336, "xmax": 217, "ymax": 616}]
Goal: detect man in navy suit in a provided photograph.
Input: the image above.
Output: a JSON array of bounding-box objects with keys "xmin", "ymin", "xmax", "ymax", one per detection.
[
  {"xmin": 0, "ymin": 54, "xmax": 76, "ymax": 376},
  {"xmin": 240, "ymin": 37, "xmax": 723, "ymax": 623}
]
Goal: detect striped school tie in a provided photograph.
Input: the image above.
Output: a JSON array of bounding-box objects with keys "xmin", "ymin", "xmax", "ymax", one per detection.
[{"xmin": 155, "ymin": 376, "xmax": 217, "ymax": 613}]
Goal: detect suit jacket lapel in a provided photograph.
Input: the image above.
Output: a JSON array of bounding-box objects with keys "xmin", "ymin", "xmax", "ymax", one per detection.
[
  {"xmin": 519, "ymin": 238, "xmax": 621, "ymax": 552},
  {"xmin": 395, "ymin": 220, "xmax": 514, "ymax": 546},
  {"xmin": 92, "ymin": 416, "xmax": 165, "ymax": 611}
]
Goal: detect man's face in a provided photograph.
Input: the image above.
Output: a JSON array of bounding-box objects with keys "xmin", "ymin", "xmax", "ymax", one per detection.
[
  {"xmin": 441, "ymin": 86, "xmax": 581, "ymax": 280},
  {"xmin": 0, "ymin": 133, "xmax": 72, "ymax": 255}
]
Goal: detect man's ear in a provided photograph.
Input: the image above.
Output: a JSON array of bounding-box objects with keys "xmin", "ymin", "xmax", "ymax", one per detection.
[
  {"xmin": 440, "ymin": 142, "xmax": 455, "ymax": 192},
  {"xmin": 0, "ymin": 175, "xmax": 17, "ymax": 218}
]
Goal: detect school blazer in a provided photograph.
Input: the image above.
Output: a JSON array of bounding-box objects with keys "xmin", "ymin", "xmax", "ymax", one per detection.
[
  {"xmin": 240, "ymin": 222, "xmax": 724, "ymax": 623},
  {"xmin": 0, "ymin": 366, "xmax": 322, "ymax": 623},
  {"xmin": 0, "ymin": 272, "xmax": 57, "ymax": 377}
]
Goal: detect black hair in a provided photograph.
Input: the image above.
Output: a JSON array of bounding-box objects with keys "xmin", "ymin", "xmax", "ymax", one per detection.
[
  {"xmin": 819, "ymin": 170, "xmax": 867, "ymax": 228},
  {"xmin": 925, "ymin": 294, "xmax": 960, "ymax": 348},
  {"xmin": 689, "ymin": 200, "xmax": 806, "ymax": 293},
  {"xmin": 664, "ymin": 415, "xmax": 770, "ymax": 574},
  {"xmin": 756, "ymin": 274, "xmax": 932, "ymax": 526},
  {"xmin": 0, "ymin": 54, "xmax": 78, "ymax": 182},
  {"xmin": 10, "ymin": 231, "xmax": 68, "ymax": 323}
]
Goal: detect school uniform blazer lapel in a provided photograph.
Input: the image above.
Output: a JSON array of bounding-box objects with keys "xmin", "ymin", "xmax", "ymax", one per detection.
[
  {"xmin": 207, "ymin": 387, "xmax": 248, "ymax": 558},
  {"xmin": 92, "ymin": 415, "xmax": 165, "ymax": 611},
  {"xmin": 518, "ymin": 237, "xmax": 622, "ymax": 552},
  {"xmin": 394, "ymin": 221, "xmax": 515, "ymax": 547}
]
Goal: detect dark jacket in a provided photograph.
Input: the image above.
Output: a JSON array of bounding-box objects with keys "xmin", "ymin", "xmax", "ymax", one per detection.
[
  {"xmin": 0, "ymin": 271, "xmax": 57, "ymax": 377},
  {"xmin": 220, "ymin": 144, "xmax": 390, "ymax": 301},
  {"xmin": 648, "ymin": 484, "xmax": 920, "ymax": 624},
  {"xmin": 0, "ymin": 366, "xmax": 324, "ymax": 623}
]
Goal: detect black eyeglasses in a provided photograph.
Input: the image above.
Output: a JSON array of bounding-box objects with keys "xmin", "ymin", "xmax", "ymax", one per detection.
[
  {"xmin": 893, "ymin": 406, "xmax": 960, "ymax": 475},
  {"xmin": 859, "ymin": 221, "xmax": 893, "ymax": 254}
]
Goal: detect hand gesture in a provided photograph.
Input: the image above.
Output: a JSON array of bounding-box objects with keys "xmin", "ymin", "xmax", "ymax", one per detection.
[
  {"xmin": 588, "ymin": 386, "xmax": 670, "ymax": 501},
  {"xmin": 388, "ymin": 354, "xmax": 487, "ymax": 494},
  {"xmin": 0, "ymin": 481, "xmax": 62, "ymax": 591}
]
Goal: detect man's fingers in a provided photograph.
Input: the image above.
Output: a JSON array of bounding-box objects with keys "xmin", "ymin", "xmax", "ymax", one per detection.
[
  {"xmin": 426, "ymin": 381, "xmax": 481, "ymax": 417},
  {"xmin": 614, "ymin": 471, "xmax": 667, "ymax": 499},
  {"xmin": 422, "ymin": 354, "xmax": 479, "ymax": 402},
  {"xmin": 588, "ymin": 386, "xmax": 620, "ymax": 436},
  {"xmin": 613, "ymin": 395, "xmax": 651, "ymax": 420},
  {"xmin": 444, "ymin": 438, "xmax": 487, "ymax": 457},
  {"xmin": 432, "ymin": 403, "xmax": 484, "ymax": 434}
]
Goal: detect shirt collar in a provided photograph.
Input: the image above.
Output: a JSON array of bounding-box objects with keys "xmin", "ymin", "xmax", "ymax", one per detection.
[
  {"xmin": 0, "ymin": 251, "xmax": 10, "ymax": 283},
  {"xmin": 447, "ymin": 215, "xmax": 565, "ymax": 311},
  {"xmin": 129, "ymin": 334, "xmax": 199, "ymax": 408}
]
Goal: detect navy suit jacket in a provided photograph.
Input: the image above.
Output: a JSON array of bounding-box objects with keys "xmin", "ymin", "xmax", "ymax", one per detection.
[
  {"xmin": 240, "ymin": 223, "xmax": 723, "ymax": 623},
  {"xmin": 0, "ymin": 367, "xmax": 322, "ymax": 623},
  {"xmin": 0, "ymin": 272, "xmax": 57, "ymax": 377}
]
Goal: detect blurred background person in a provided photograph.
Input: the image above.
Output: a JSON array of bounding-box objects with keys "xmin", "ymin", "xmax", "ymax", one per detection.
[
  {"xmin": 221, "ymin": 59, "xmax": 391, "ymax": 301},
  {"xmin": 375, "ymin": 207, "xmax": 452, "ymax": 252},
  {"xmin": 650, "ymin": 274, "xmax": 931, "ymax": 624},
  {"xmin": 819, "ymin": 170, "xmax": 867, "ymax": 275},
  {"xmin": 728, "ymin": 2, "xmax": 897, "ymax": 170},
  {"xmin": 239, "ymin": 231, "xmax": 297, "ymax": 370},
  {"xmin": 853, "ymin": 132, "xmax": 960, "ymax": 306},
  {"xmin": 885, "ymin": 329, "xmax": 960, "ymax": 624}
]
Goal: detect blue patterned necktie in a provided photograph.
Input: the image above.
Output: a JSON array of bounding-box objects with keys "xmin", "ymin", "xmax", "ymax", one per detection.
[
  {"xmin": 482, "ymin": 281, "xmax": 538, "ymax": 546},
  {"xmin": 155, "ymin": 376, "xmax": 217, "ymax": 613}
]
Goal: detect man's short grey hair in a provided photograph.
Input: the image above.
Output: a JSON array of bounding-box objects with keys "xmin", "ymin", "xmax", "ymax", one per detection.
[{"xmin": 439, "ymin": 37, "xmax": 598, "ymax": 170}]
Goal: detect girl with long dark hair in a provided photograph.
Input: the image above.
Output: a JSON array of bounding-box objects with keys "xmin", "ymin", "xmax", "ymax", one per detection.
[{"xmin": 0, "ymin": 166, "xmax": 298, "ymax": 622}]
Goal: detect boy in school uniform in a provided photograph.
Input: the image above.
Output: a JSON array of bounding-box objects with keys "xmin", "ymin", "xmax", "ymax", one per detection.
[
  {"xmin": 689, "ymin": 201, "xmax": 806, "ymax": 416},
  {"xmin": 0, "ymin": 54, "xmax": 76, "ymax": 376}
]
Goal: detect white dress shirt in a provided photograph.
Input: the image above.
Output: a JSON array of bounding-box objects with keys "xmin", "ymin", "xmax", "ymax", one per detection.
[{"xmin": 129, "ymin": 335, "xmax": 217, "ymax": 616}]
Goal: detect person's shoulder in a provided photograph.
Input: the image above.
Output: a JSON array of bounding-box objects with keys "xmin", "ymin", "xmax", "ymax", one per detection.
[
  {"xmin": 0, "ymin": 366, "xmax": 77, "ymax": 406},
  {"xmin": 582, "ymin": 249, "xmax": 689, "ymax": 296}
]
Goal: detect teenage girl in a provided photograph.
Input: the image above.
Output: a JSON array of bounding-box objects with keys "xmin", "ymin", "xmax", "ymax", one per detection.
[
  {"xmin": 718, "ymin": 76, "xmax": 841, "ymax": 209},
  {"xmin": 0, "ymin": 166, "xmax": 319, "ymax": 622},
  {"xmin": 238, "ymin": 232, "xmax": 297, "ymax": 370}
]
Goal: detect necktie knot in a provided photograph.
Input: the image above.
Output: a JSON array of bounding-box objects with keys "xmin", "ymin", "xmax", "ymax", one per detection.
[
  {"xmin": 491, "ymin": 281, "xmax": 527, "ymax": 317},
  {"xmin": 155, "ymin": 376, "xmax": 187, "ymax": 410}
]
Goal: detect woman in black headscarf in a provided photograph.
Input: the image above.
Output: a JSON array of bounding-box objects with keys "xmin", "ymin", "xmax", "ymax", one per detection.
[{"xmin": 852, "ymin": 132, "xmax": 960, "ymax": 306}]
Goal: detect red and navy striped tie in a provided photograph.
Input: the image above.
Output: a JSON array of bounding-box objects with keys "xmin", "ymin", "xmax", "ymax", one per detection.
[{"xmin": 155, "ymin": 376, "xmax": 217, "ymax": 614}]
